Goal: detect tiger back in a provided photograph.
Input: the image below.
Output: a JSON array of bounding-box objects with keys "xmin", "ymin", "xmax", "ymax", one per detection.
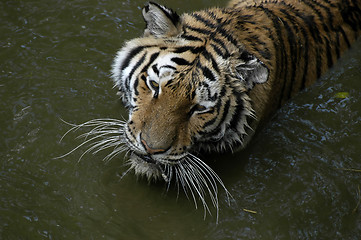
[{"xmin": 228, "ymin": 0, "xmax": 361, "ymax": 123}]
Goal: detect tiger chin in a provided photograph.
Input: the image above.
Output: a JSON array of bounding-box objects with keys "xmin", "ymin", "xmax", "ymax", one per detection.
[{"xmin": 109, "ymin": 0, "xmax": 361, "ymax": 209}]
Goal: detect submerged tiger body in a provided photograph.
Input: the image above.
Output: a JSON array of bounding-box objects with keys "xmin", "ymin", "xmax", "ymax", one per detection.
[{"xmin": 109, "ymin": 0, "xmax": 361, "ymax": 202}]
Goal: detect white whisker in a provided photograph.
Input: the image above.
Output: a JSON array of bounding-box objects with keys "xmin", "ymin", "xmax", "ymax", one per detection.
[
  {"xmin": 117, "ymin": 166, "xmax": 133, "ymax": 180},
  {"xmin": 57, "ymin": 118, "xmax": 232, "ymax": 222},
  {"xmin": 191, "ymin": 154, "xmax": 232, "ymax": 203},
  {"xmin": 179, "ymin": 154, "xmax": 233, "ymax": 222},
  {"xmin": 56, "ymin": 118, "xmax": 128, "ymax": 163},
  {"xmin": 165, "ymin": 165, "xmax": 173, "ymax": 191},
  {"xmin": 182, "ymin": 159, "xmax": 211, "ymax": 218},
  {"xmin": 176, "ymin": 164, "xmax": 198, "ymax": 209},
  {"xmin": 103, "ymin": 145, "xmax": 128, "ymax": 163}
]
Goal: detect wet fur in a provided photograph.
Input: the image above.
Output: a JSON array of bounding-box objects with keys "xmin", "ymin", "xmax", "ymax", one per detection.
[{"xmin": 62, "ymin": 0, "xmax": 361, "ymax": 220}]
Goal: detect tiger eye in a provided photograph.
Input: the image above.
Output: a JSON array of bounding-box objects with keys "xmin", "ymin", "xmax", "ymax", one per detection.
[
  {"xmin": 189, "ymin": 104, "xmax": 207, "ymax": 117},
  {"xmin": 194, "ymin": 104, "xmax": 207, "ymax": 112}
]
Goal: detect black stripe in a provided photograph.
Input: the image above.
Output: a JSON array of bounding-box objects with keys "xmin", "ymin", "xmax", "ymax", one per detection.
[
  {"xmin": 204, "ymin": 10, "xmax": 223, "ymax": 24},
  {"xmin": 202, "ymin": 66, "xmax": 216, "ymax": 81},
  {"xmin": 212, "ymin": 37, "xmax": 231, "ymax": 56},
  {"xmin": 335, "ymin": 31, "xmax": 341, "ymax": 59},
  {"xmin": 288, "ymin": 9, "xmax": 316, "ymax": 89},
  {"xmin": 246, "ymin": 35, "xmax": 271, "ymax": 60},
  {"xmin": 140, "ymin": 52, "xmax": 160, "ymax": 73},
  {"xmin": 198, "ymin": 90, "xmax": 225, "ymax": 132},
  {"xmin": 185, "ymin": 25, "xmax": 213, "ymax": 36},
  {"xmin": 174, "ymin": 46, "xmax": 194, "ymax": 53},
  {"xmin": 210, "ymin": 44, "xmax": 224, "ymax": 59},
  {"xmin": 297, "ymin": 2, "xmax": 324, "ymax": 79},
  {"xmin": 257, "ymin": 6, "xmax": 288, "ymax": 107},
  {"xmin": 201, "ymin": 117, "xmax": 217, "ymax": 130},
  {"xmin": 341, "ymin": 4, "xmax": 361, "ymax": 33},
  {"xmin": 325, "ymin": 38, "xmax": 333, "ymax": 69},
  {"xmin": 288, "ymin": 10, "xmax": 310, "ymax": 90},
  {"xmin": 191, "ymin": 13, "xmax": 239, "ymax": 47},
  {"xmin": 300, "ymin": 0, "xmax": 334, "ymax": 74},
  {"xmin": 124, "ymin": 76, "xmax": 130, "ymax": 92},
  {"xmin": 323, "ymin": 0, "xmax": 337, "ymax": 8},
  {"xmin": 121, "ymin": 46, "xmax": 147, "ymax": 71},
  {"xmin": 202, "ymin": 99, "xmax": 230, "ymax": 129},
  {"xmin": 171, "ymin": 57, "xmax": 191, "ymax": 65},
  {"xmin": 128, "ymin": 53, "xmax": 146, "ymax": 85},
  {"xmin": 304, "ymin": 0, "xmax": 341, "ymax": 59},
  {"xmin": 302, "ymin": 0, "xmax": 333, "ymax": 31},
  {"xmin": 339, "ymin": 26, "xmax": 351, "ymax": 48},
  {"xmin": 279, "ymin": 7, "xmax": 301, "ymax": 99},
  {"xmin": 191, "ymin": 46, "xmax": 206, "ymax": 54},
  {"xmin": 300, "ymin": 41, "xmax": 310, "ymax": 89},
  {"xmin": 229, "ymin": 98, "xmax": 245, "ymax": 132},
  {"xmin": 201, "ymin": 49, "xmax": 220, "ymax": 73},
  {"xmin": 301, "ymin": 0, "xmax": 323, "ymax": 20},
  {"xmin": 174, "ymin": 46, "xmax": 205, "ymax": 54},
  {"xmin": 191, "ymin": 13, "xmax": 217, "ymax": 28},
  {"xmin": 218, "ymin": 100, "xmax": 231, "ymax": 126},
  {"xmin": 323, "ymin": 30, "xmax": 333, "ymax": 69},
  {"xmin": 300, "ymin": 14, "xmax": 322, "ymax": 43},
  {"xmin": 199, "ymin": 98, "xmax": 229, "ymax": 138},
  {"xmin": 216, "ymin": 25, "xmax": 239, "ymax": 47},
  {"xmin": 191, "ymin": 90, "xmax": 196, "ymax": 100},
  {"xmin": 152, "ymin": 64, "xmax": 159, "ymax": 76},
  {"xmin": 159, "ymin": 65, "xmax": 176, "ymax": 70},
  {"xmin": 133, "ymin": 78, "xmax": 139, "ymax": 96},
  {"xmin": 164, "ymin": 80, "xmax": 174, "ymax": 88},
  {"xmin": 259, "ymin": 48, "xmax": 271, "ymax": 60},
  {"xmin": 210, "ymin": 38, "xmax": 231, "ymax": 58},
  {"xmin": 282, "ymin": 17, "xmax": 298, "ymax": 99},
  {"xmin": 219, "ymin": 84, "xmax": 227, "ymax": 99},
  {"xmin": 181, "ymin": 34, "xmax": 203, "ymax": 41}
]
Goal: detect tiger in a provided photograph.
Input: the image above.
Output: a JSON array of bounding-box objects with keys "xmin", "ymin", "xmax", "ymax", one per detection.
[{"xmin": 107, "ymin": 0, "xmax": 361, "ymax": 212}]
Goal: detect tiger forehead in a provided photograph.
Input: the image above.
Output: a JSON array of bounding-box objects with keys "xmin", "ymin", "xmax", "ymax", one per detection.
[{"xmin": 144, "ymin": 46, "xmax": 214, "ymax": 86}]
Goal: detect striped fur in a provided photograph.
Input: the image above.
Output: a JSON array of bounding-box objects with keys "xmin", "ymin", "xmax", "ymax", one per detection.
[{"xmin": 111, "ymin": 0, "xmax": 361, "ymax": 179}]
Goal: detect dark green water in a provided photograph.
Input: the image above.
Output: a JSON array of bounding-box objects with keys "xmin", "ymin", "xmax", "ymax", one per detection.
[{"xmin": 1, "ymin": 0, "xmax": 361, "ymax": 239}]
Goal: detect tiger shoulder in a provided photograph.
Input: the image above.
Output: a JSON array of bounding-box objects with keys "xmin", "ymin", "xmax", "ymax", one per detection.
[{"xmin": 226, "ymin": 0, "xmax": 361, "ymax": 123}]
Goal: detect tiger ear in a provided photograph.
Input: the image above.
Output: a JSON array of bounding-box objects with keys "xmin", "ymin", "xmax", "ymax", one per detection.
[
  {"xmin": 142, "ymin": 2, "xmax": 181, "ymax": 37},
  {"xmin": 236, "ymin": 51, "xmax": 269, "ymax": 90}
]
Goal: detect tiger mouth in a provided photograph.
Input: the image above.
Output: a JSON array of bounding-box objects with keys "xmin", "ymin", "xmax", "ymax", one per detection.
[
  {"xmin": 134, "ymin": 152, "xmax": 157, "ymax": 164},
  {"xmin": 59, "ymin": 118, "xmax": 232, "ymax": 218},
  {"xmin": 129, "ymin": 152, "xmax": 170, "ymax": 181},
  {"xmin": 132, "ymin": 151, "xmax": 184, "ymax": 166},
  {"xmin": 130, "ymin": 151, "xmax": 193, "ymax": 182}
]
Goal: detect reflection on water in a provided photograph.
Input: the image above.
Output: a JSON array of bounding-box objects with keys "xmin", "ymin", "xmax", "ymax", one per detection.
[{"xmin": 1, "ymin": 0, "xmax": 361, "ymax": 239}]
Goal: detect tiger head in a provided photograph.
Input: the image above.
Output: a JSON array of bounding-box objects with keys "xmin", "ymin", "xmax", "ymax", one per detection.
[{"xmin": 111, "ymin": 2, "xmax": 269, "ymax": 180}]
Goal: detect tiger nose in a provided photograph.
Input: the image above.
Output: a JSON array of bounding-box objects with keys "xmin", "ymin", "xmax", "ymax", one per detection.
[{"xmin": 141, "ymin": 138, "xmax": 167, "ymax": 155}]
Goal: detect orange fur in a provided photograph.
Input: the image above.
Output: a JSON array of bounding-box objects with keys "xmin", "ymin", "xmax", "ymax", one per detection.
[{"xmin": 112, "ymin": 0, "xmax": 361, "ymax": 168}]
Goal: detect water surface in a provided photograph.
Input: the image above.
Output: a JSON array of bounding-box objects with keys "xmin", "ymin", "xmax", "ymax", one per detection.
[{"xmin": 1, "ymin": 0, "xmax": 361, "ymax": 239}]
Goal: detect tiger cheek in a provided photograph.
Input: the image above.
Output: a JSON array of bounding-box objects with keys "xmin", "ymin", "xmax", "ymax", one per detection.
[
  {"xmin": 137, "ymin": 78, "xmax": 151, "ymax": 99},
  {"xmin": 172, "ymin": 122, "xmax": 191, "ymax": 152},
  {"xmin": 190, "ymin": 112, "xmax": 211, "ymax": 138},
  {"xmin": 129, "ymin": 110, "xmax": 143, "ymax": 135}
]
